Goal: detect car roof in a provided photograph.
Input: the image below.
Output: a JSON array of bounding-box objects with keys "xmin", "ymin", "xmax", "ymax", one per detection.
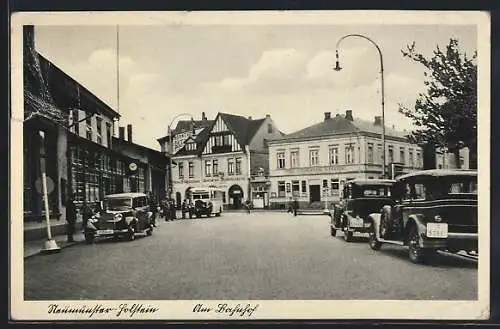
[
  {"xmin": 396, "ymin": 169, "xmax": 477, "ymax": 180},
  {"xmin": 347, "ymin": 179, "xmax": 397, "ymax": 186},
  {"xmin": 104, "ymin": 192, "xmax": 147, "ymax": 199}
]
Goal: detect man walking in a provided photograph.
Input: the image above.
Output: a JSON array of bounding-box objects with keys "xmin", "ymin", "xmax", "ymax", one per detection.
[
  {"xmin": 65, "ymin": 194, "xmax": 77, "ymax": 242},
  {"xmin": 292, "ymin": 198, "xmax": 299, "ymax": 217},
  {"xmin": 81, "ymin": 201, "xmax": 93, "ymax": 235}
]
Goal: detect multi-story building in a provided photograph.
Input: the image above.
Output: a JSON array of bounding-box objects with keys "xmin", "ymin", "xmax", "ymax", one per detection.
[
  {"xmin": 23, "ymin": 25, "xmax": 169, "ymax": 223},
  {"xmin": 267, "ymin": 110, "xmax": 423, "ymax": 208},
  {"xmin": 157, "ymin": 112, "xmax": 283, "ymax": 209}
]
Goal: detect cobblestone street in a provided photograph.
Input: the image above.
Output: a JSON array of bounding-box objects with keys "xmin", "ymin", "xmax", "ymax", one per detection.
[{"xmin": 24, "ymin": 212, "xmax": 477, "ymax": 300}]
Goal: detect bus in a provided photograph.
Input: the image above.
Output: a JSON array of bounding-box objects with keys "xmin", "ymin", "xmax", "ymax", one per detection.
[{"xmin": 189, "ymin": 187, "xmax": 225, "ymax": 217}]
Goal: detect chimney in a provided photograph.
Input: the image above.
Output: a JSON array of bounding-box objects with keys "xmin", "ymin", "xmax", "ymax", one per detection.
[
  {"xmin": 345, "ymin": 109, "xmax": 353, "ymax": 121},
  {"xmin": 248, "ymin": 116, "xmax": 252, "ymax": 120},
  {"xmin": 266, "ymin": 114, "xmax": 270, "ymax": 119},
  {"xmin": 119, "ymin": 126, "xmax": 125, "ymax": 139},
  {"xmin": 324, "ymin": 112, "xmax": 331, "ymax": 120},
  {"xmin": 374, "ymin": 116, "xmax": 382, "ymax": 126},
  {"xmin": 190, "ymin": 117, "xmax": 195, "ymax": 134},
  {"xmin": 202, "ymin": 112, "xmax": 207, "ymax": 121},
  {"xmin": 127, "ymin": 124, "xmax": 133, "ymax": 142}
]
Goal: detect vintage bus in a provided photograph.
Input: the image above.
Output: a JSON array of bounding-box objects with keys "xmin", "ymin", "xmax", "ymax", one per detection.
[{"xmin": 189, "ymin": 187, "xmax": 225, "ymax": 218}]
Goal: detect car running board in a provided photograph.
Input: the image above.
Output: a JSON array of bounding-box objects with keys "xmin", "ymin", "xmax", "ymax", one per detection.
[{"xmin": 376, "ymin": 238, "xmax": 404, "ymax": 246}]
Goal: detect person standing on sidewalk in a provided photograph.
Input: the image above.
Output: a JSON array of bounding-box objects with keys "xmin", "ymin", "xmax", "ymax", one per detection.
[
  {"xmin": 65, "ymin": 194, "xmax": 77, "ymax": 242},
  {"xmin": 81, "ymin": 201, "xmax": 93, "ymax": 235}
]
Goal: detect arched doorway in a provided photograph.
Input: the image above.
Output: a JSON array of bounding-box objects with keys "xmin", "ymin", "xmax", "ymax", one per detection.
[
  {"xmin": 175, "ymin": 192, "xmax": 182, "ymax": 209},
  {"xmin": 228, "ymin": 184, "xmax": 244, "ymax": 209}
]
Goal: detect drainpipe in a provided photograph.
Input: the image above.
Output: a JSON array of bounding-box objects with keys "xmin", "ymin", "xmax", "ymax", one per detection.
[{"xmin": 245, "ymin": 145, "xmax": 251, "ymax": 203}]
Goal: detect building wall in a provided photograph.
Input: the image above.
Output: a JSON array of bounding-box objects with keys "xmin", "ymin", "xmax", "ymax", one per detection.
[
  {"xmin": 267, "ymin": 134, "xmax": 423, "ymax": 207},
  {"xmin": 70, "ymin": 109, "xmax": 115, "ymax": 148},
  {"xmin": 248, "ymin": 115, "xmax": 284, "ymax": 152}
]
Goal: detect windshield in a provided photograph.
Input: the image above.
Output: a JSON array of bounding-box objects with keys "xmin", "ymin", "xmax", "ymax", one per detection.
[
  {"xmin": 192, "ymin": 193, "xmax": 210, "ymax": 200},
  {"xmin": 104, "ymin": 198, "xmax": 132, "ymax": 211}
]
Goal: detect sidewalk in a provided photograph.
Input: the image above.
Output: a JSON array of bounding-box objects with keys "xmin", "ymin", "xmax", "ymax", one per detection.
[{"xmin": 24, "ymin": 218, "xmax": 86, "ymax": 259}]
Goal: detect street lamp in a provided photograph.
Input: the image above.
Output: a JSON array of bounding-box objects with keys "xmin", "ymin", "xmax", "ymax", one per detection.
[
  {"xmin": 167, "ymin": 113, "xmax": 194, "ymax": 199},
  {"xmin": 334, "ymin": 34, "xmax": 386, "ymax": 178}
]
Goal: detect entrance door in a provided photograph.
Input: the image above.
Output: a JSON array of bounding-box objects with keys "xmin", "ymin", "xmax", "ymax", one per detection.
[{"xmin": 309, "ymin": 185, "xmax": 320, "ymax": 202}]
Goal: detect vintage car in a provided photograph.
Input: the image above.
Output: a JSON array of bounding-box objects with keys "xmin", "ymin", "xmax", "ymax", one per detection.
[
  {"xmin": 190, "ymin": 187, "xmax": 224, "ymax": 218},
  {"xmin": 85, "ymin": 192, "xmax": 154, "ymax": 243},
  {"xmin": 330, "ymin": 179, "xmax": 397, "ymax": 242},
  {"xmin": 366, "ymin": 169, "xmax": 478, "ymax": 264}
]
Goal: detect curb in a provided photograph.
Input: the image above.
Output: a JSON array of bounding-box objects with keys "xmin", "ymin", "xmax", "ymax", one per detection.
[{"xmin": 24, "ymin": 239, "xmax": 85, "ymax": 260}]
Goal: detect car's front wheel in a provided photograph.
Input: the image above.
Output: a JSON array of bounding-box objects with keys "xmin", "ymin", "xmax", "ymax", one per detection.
[
  {"xmin": 330, "ymin": 225, "xmax": 337, "ymax": 237},
  {"xmin": 127, "ymin": 226, "xmax": 136, "ymax": 241},
  {"xmin": 408, "ymin": 225, "xmax": 434, "ymax": 264},
  {"xmin": 146, "ymin": 225, "xmax": 153, "ymax": 236},
  {"xmin": 344, "ymin": 229, "xmax": 353, "ymax": 242}
]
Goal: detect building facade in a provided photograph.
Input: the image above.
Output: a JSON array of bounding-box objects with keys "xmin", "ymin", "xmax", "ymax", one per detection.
[
  {"xmin": 267, "ymin": 110, "xmax": 424, "ymax": 209},
  {"xmin": 157, "ymin": 112, "xmax": 283, "ymax": 209}
]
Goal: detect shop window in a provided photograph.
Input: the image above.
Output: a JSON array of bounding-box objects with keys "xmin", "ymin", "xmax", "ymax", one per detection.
[{"xmin": 278, "ymin": 181, "xmax": 286, "ymax": 197}]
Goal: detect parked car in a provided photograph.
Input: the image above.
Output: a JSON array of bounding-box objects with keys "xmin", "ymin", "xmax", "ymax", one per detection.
[
  {"xmin": 330, "ymin": 179, "xmax": 397, "ymax": 242},
  {"xmin": 190, "ymin": 187, "xmax": 224, "ymax": 218},
  {"xmin": 84, "ymin": 192, "xmax": 154, "ymax": 243},
  {"xmin": 366, "ymin": 169, "xmax": 478, "ymax": 264}
]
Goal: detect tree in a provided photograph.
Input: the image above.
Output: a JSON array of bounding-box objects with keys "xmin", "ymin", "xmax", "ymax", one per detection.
[{"xmin": 398, "ymin": 39, "xmax": 477, "ymax": 169}]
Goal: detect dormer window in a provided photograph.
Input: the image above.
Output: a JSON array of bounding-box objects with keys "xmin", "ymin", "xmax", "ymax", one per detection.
[{"xmin": 186, "ymin": 141, "xmax": 197, "ymax": 151}]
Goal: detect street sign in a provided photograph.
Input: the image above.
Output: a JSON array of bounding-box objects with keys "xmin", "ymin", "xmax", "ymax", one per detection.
[{"xmin": 35, "ymin": 176, "xmax": 54, "ymax": 194}]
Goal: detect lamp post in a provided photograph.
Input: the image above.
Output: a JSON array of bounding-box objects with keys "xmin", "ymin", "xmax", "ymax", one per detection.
[
  {"xmin": 334, "ymin": 34, "xmax": 386, "ymax": 178},
  {"xmin": 167, "ymin": 113, "xmax": 194, "ymax": 200}
]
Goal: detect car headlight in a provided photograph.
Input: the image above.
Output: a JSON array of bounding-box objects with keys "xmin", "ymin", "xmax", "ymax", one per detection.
[
  {"xmin": 125, "ymin": 216, "xmax": 135, "ymax": 224},
  {"xmin": 434, "ymin": 215, "xmax": 443, "ymax": 222},
  {"xmin": 89, "ymin": 216, "xmax": 98, "ymax": 223},
  {"xmin": 114, "ymin": 213, "xmax": 123, "ymax": 221}
]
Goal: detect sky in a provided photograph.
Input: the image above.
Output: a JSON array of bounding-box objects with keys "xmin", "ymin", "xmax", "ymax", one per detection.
[{"xmin": 33, "ymin": 23, "xmax": 477, "ymax": 150}]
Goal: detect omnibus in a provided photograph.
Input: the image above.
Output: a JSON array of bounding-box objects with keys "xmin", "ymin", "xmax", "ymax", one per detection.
[{"xmin": 190, "ymin": 187, "xmax": 225, "ymax": 217}]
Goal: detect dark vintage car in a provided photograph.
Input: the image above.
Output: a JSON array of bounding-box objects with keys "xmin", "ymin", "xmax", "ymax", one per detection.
[
  {"xmin": 330, "ymin": 179, "xmax": 397, "ymax": 242},
  {"xmin": 85, "ymin": 192, "xmax": 154, "ymax": 243},
  {"xmin": 366, "ymin": 169, "xmax": 478, "ymax": 264},
  {"xmin": 193, "ymin": 199, "xmax": 213, "ymax": 218}
]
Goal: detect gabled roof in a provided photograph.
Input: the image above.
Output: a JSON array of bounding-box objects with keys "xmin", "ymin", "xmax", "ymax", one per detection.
[
  {"xmin": 269, "ymin": 113, "xmax": 410, "ymax": 143},
  {"xmin": 218, "ymin": 113, "xmax": 266, "ymax": 146},
  {"xmin": 156, "ymin": 119, "xmax": 214, "ymax": 143}
]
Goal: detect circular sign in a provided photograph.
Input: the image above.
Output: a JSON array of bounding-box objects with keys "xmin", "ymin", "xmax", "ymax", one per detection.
[
  {"xmin": 35, "ymin": 176, "xmax": 55, "ymax": 195},
  {"xmin": 129, "ymin": 162, "xmax": 138, "ymax": 171}
]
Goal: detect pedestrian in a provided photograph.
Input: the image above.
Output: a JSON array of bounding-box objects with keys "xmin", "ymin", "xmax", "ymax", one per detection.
[
  {"xmin": 293, "ymin": 198, "xmax": 299, "ymax": 217},
  {"xmin": 81, "ymin": 201, "xmax": 93, "ymax": 235},
  {"xmin": 148, "ymin": 192, "xmax": 158, "ymax": 227},
  {"xmin": 245, "ymin": 200, "xmax": 251, "ymax": 214},
  {"xmin": 170, "ymin": 198, "xmax": 177, "ymax": 220},
  {"xmin": 65, "ymin": 194, "xmax": 77, "ymax": 242}
]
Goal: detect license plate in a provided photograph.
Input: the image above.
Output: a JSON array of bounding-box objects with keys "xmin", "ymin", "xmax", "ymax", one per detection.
[
  {"xmin": 349, "ymin": 218, "xmax": 364, "ymax": 228},
  {"xmin": 426, "ymin": 223, "xmax": 448, "ymax": 238},
  {"xmin": 97, "ymin": 229, "xmax": 114, "ymax": 235}
]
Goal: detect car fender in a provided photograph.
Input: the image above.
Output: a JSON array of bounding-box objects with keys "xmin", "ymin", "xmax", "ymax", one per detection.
[
  {"xmin": 404, "ymin": 214, "xmax": 427, "ymax": 239},
  {"xmin": 367, "ymin": 213, "xmax": 381, "ymax": 239}
]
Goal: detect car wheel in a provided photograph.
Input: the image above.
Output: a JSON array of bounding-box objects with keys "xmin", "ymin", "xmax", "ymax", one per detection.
[
  {"xmin": 344, "ymin": 229, "xmax": 353, "ymax": 242},
  {"xmin": 127, "ymin": 226, "xmax": 136, "ymax": 241},
  {"xmin": 408, "ymin": 225, "xmax": 433, "ymax": 264},
  {"xmin": 146, "ymin": 225, "xmax": 153, "ymax": 236},
  {"xmin": 368, "ymin": 222, "xmax": 382, "ymax": 250},
  {"xmin": 330, "ymin": 225, "xmax": 337, "ymax": 237},
  {"xmin": 85, "ymin": 233, "xmax": 95, "ymax": 244},
  {"xmin": 216, "ymin": 208, "xmax": 221, "ymax": 217}
]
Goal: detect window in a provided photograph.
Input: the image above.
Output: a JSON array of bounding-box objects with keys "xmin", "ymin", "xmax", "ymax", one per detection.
[
  {"xmin": 72, "ymin": 109, "xmax": 80, "ymax": 135},
  {"xmin": 460, "ymin": 156, "xmax": 465, "ymax": 168},
  {"xmin": 290, "ymin": 150, "xmax": 299, "ymax": 168},
  {"xmin": 106, "ymin": 122, "xmax": 112, "ymax": 148},
  {"xmin": 367, "ymin": 143, "xmax": 374, "ymax": 164},
  {"xmin": 345, "ymin": 144, "xmax": 355, "ymax": 164},
  {"xmin": 188, "ymin": 162, "xmax": 194, "ymax": 178},
  {"xmin": 331, "ymin": 178, "xmax": 339, "ymax": 191},
  {"xmin": 409, "ymin": 149, "xmax": 414, "ymax": 167},
  {"xmin": 85, "ymin": 113, "xmax": 92, "ymax": 140},
  {"xmin": 309, "ymin": 149, "xmax": 319, "ymax": 166},
  {"xmin": 277, "ymin": 151, "xmax": 286, "ymax": 169},
  {"xmin": 213, "ymin": 159, "xmax": 219, "ymax": 176},
  {"xmin": 278, "ymin": 181, "xmax": 286, "ymax": 197},
  {"xmin": 301, "ymin": 180, "xmax": 307, "ymax": 193},
  {"xmin": 235, "ymin": 158, "xmax": 242, "ymax": 175},
  {"xmin": 228, "ymin": 158, "xmax": 234, "ymax": 175},
  {"xmin": 215, "ymin": 135, "xmax": 223, "ymax": 146},
  {"xmin": 205, "ymin": 160, "xmax": 212, "ymax": 177},
  {"xmin": 292, "ymin": 180, "xmax": 300, "ymax": 196},
  {"xmin": 96, "ymin": 117, "xmax": 103, "ymax": 145},
  {"xmin": 178, "ymin": 162, "xmax": 184, "ymax": 179},
  {"xmin": 186, "ymin": 142, "xmax": 197, "ymax": 151},
  {"xmin": 268, "ymin": 123, "xmax": 273, "ymax": 133},
  {"xmin": 399, "ymin": 147, "xmax": 405, "ymax": 165},
  {"xmin": 377, "ymin": 144, "xmax": 383, "ymax": 164},
  {"xmin": 388, "ymin": 146, "xmax": 394, "ymax": 163},
  {"xmin": 329, "ymin": 146, "xmax": 339, "ymax": 165},
  {"xmin": 223, "ymin": 135, "xmax": 230, "ymax": 145},
  {"xmin": 323, "ymin": 179, "xmax": 328, "ymax": 188},
  {"xmin": 416, "ymin": 150, "xmax": 422, "ymax": 167}
]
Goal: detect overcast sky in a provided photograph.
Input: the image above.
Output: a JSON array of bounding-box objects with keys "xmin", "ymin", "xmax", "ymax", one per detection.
[{"xmin": 34, "ymin": 23, "xmax": 477, "ymax": 150}]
